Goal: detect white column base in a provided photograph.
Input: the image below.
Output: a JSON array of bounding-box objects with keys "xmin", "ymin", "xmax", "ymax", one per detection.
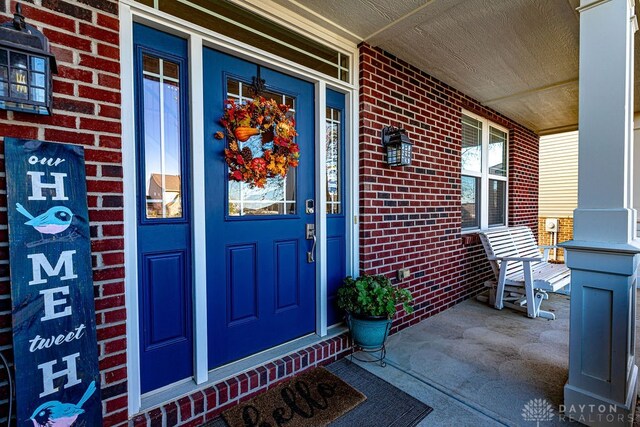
[
  {"xmin": 563, "ymin": 366, "xmax": 637, "ymax": 426},
  {"xmin": 560, "ymin": 240, "xmax": 640, "ymax": 427}
]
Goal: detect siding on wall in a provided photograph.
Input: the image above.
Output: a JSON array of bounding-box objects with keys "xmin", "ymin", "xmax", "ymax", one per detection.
[
  {"xmin": 539, "ymin": 131, "xmax": 578, "ymax": 217},
  {"xmin": 359, "ymin": 44, "xmax": 540, "ymax": 334}
]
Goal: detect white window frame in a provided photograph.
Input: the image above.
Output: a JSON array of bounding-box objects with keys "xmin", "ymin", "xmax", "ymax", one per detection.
[{"xmin": 461, "ymin": 110, "xmax": 509, "ymax": 232}]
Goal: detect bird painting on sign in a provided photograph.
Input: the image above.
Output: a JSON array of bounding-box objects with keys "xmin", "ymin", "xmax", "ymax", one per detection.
[
  {"xmin": 29, "ymin": 381, "xmax": 96, "ymax": 427},
  {"xmin": 15, "ymin": 203, "xmax": 80, "ymax": 247}
]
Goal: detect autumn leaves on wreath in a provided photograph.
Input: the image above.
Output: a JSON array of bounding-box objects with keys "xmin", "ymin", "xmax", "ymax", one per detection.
[{"xmin": 215, "ymin": 96, "xmax": 299, "ymax": 188}]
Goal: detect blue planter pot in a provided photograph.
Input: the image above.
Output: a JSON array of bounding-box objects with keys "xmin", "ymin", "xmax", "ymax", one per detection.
[{"xmin": 347, "ymin": 314, "xmax": 392, "ymax": 350}]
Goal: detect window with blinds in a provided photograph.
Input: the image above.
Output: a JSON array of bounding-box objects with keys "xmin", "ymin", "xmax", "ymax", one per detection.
[{"xmin": 461, "ymin": 112, "xmax": 508, "ymax": 230}]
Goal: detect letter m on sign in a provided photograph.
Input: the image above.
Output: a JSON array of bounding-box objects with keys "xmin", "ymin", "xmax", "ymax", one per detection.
[{"xmin": 28, "ymin": 250, "xmax": 78, "ymax": 285}]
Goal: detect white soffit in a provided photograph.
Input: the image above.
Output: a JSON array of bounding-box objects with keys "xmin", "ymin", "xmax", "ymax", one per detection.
[{"xmin": 272, "ymin": 0, "xmax": 640, "ymax": 135}]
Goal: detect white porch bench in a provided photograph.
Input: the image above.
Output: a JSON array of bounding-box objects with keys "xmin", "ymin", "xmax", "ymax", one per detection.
[{"xmin": 478, "ymin": 226, "xmax": 570, "ymax": 320}]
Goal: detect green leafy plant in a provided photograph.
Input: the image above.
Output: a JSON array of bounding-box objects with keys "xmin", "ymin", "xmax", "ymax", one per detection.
[{"xmin": 336, "ymin": 274, "xmax": 414, "ymax": 319}]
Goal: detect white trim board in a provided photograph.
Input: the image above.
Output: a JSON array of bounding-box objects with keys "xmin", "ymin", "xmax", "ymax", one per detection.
[{"xmin": 120, "ymin": 1, "xmax": 360, "ymax": 416}]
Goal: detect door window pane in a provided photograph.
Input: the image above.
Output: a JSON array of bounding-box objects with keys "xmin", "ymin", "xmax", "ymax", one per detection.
[
  {"xmin": 142, "ymin": 54, "xmax": 183, "ymax": 219},
  {"xmin": 462, "ymin": 114, "xmax": 482, "ymax": 172},
  {"xmin": 227, "ymin": 78, "xmax": 296, "ymax": 216},
  {"xmin": 462, "ymin": 175, "xmax": 480, "ymax": 229},
  {"xmin": 326, "ymin": 107, "xmax": 341, "ymax": 214},
  {"xmin": 488, "ymin": 179, "xmax": 506, "ymax": 226},
  {"xmin": 489, "ymin": 127, "xmax": 507, "ymax": 176}
]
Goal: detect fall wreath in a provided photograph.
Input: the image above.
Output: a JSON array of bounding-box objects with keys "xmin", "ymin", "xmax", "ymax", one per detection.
[{"xmin": 218, "ymin": 97, "xmax": 299, "ymax": 188}]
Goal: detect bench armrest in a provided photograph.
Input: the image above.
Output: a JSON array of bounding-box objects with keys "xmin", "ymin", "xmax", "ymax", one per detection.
[
  {"xmin": 493, "ymin": 256, "xmax": 543, "ymax": 262},
  {"xmin": 538, "ymin": 245, "xmax": 557, "ymax": 261}
]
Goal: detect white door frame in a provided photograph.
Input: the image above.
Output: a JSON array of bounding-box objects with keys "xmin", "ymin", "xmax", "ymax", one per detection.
[{"xmin": 119, "ymin": 0, "xmax": 359, "ymax": 415}]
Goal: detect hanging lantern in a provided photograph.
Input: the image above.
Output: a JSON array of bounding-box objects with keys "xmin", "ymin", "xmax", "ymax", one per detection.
[
  {"xmin": 0, "ymin": 3, "xmax": 57, "ymax": 115},
  {"xmin": 381, "ymin": 126, "xmax": 413, "ymax": 167}
]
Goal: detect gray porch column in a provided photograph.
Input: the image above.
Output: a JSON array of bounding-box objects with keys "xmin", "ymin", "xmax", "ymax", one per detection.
[{"xmin": 560, "ymin": 0, "xmax": 639, "ymax": 425}]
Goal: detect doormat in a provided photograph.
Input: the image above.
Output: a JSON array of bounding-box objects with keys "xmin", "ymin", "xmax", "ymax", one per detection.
[
  {"xmin": 203, "ymin": 359, "xmax": 432, "ymax": 427},
  {"xmin": 221, "ymin": 367, "xmax": 366, "ymax": 427}
]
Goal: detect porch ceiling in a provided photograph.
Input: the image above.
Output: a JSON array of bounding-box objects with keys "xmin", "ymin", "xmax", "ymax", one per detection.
[{"xmin": 271, "ymin": 0, "xmax": 640, "ymax": 136}]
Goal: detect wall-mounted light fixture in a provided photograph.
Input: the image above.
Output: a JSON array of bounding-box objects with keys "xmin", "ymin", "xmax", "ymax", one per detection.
[
  {"xmin": 381, "ymin": 126, "xmax": 412, "ymax": 167},
  {"xmin": 0, "ymin": 3, "xmax": 57, "ymax": 115}
]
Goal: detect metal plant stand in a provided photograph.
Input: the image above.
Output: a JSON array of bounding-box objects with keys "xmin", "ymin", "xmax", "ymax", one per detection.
[{"xmin": 347, "ymin": 318, "xmax": 392, "ymax": 367}]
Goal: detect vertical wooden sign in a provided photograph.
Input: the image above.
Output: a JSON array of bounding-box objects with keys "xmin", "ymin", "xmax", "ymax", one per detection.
[{"xmin": 4, "ymin": 138, "xmax": 102, "ymax": 426}]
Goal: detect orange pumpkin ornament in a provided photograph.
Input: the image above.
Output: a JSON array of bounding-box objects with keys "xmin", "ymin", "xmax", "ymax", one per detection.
[{"xmin": 234, "ymin": 126, "xmax": 260, "ymax": 142}]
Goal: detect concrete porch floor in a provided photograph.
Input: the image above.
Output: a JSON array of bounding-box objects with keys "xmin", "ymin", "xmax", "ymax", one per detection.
[{"xmin": 352, "ymin": 292, "xmax": 640, "ymax": 426}]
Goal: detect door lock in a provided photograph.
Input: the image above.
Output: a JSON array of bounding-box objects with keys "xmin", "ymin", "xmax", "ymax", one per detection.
[{"xmin": 305, "ymin": 199, "xmax": 315, "ymax": 214}]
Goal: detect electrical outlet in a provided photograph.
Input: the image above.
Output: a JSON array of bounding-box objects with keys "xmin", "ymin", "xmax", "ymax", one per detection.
[{"xmin": 397, "ymin": 268, "xmax": 410, "ymax": 280}]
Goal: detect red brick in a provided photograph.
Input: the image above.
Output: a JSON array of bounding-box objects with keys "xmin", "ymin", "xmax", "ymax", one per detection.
[
  {"xmin": 102, "ymin": 224, "xmax": 124, "ymax": 236},
  {"xmin": 80, "ymin": 23, "xmax": 119, "ymax": 45},
  {"xmin": 44, "ymin": 28, "xmax": 92, "ymax": 52},
  {"xmin": 79, "ymin": 54, "xmax": 120, "ymax": 74},
  {"xmin": 20, "ymin": 3, "xmax": 77, "ymax": 32},
  {"xmin": 85, "ymin": 148, "xmax": 122, "ymax": 163},
  {"xmin": 97, "ymin": 13, "xmax": 119, "ymax": 31},
  {"xmin": 103, "ymin": 409, "xmax": 128, "ymax": 426},
  {"xmin": 0, "ymin": 123, "xmax": 38, "ymax": 139},
  {"xmin": 99, "ymin": 104, "xmax": 121, "ymax": 119},
  {"xmin": 87, "ymin": 179, "xmax": 122, "ymax": 193},
  {"xmin": 104, "ymin": 337, "xmax": 127, "ymax": 354},
  {"xmin": 178, "ymin": 396, "xmax": 192, "ymax": 421},
  {"xmin": 45, "ymin": 129, "xmax": 95, "ymax": 145},
  {"xmin": 77, "ymin": 0, "xmax": 118, "ymax": 15},
  {"xmin": 88, "ymin": 209, "xmax": 124, "ymax": 222},
  {"xmin": 104, "ymin": 307, "xmax": 127, "ymax": 323},
  {"xmin": 53, "ymin": 97, "xmax": 95, "ymax": 115},
  {"xmin": 80, "ymin": 117, "xmax": 121, "ymax": 133},
  {"xmin": 104, "ymin": 366, "xmax": 127, "ymax": 384},
  {"xmin": 99, "ymin": 73, "xmax": 121, "ymax": 90},
  {"xmin": 50, "ymin": 45, "xmax": 74, "ymax": 63},
  {"xmin": 94, "ymin": 294, "xmax": 125, "ymax": 311},
  {"xmin": 42, "ymin": 0, "xmax": 93, "ymax": 21},
  {"xmin": 102, "ymin": 252, "xmax": 124, "ymax": 265},
  {"xmin": 98, "ymin": 43, "xmax": 120, "ymax": 60},
  {"xmin": 57, "ymin": 65, "xmax": 94, "ymax": 83},
  {"xmin": 99, "ymin": 135, "xmax": 121, "ymax": 149},
  {"xmin": 105, "ymin": 395, "xmax": 128, "ymax": 413},
  {"xmin": 91, "ymin": 237, "xmax": 124, "ymax": 253},
  {"xmin": 99, "ymin": 351, "xmax": 126, "ymax": 370},
  {"xmin": 79, "ymin": 85, "xmax": 121, "ymax": 104},
  {"xmin": 53, "ymin": 79, "xmax": 75, "ymax": 96}
]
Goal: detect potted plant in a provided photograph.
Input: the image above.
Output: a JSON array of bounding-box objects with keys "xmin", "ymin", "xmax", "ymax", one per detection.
[{"xmin": 336, "ymin": 274, "xmax": 414, "ymax": 351}]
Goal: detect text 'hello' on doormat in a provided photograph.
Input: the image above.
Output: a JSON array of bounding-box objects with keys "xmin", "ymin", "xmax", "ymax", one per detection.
[{"xmin": 221, "ymin": 367, "xmax": 366, "ymax": 427}]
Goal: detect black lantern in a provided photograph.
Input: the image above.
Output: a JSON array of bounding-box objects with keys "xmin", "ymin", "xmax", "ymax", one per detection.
[
  {"xmin": 0, "ymin": 3, "xmax": 57, "ymax": 115},
  {"xmin": 381, "ymin": 126, "xmax": 412, "ymax": 166}
]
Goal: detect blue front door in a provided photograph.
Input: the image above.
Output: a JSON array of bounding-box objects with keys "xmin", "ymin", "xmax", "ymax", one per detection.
[
  {"xmin": 203, "ymin": 49, "xmax": 316, "ymax": 368},
  {"xmin": 134, "ymin": 24, "xmax": 193, "ymax": 393}
]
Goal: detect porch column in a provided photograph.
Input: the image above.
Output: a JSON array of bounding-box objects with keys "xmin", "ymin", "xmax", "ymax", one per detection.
[{"xmin": 560, "ymin": 0, "xmax": 639, "ymax": 425}]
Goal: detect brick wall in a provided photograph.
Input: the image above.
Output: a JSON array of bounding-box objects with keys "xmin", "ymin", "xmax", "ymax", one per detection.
[
  {"xmin": 0, "ymin": 1, "xmax": 126, "ymax": 425},
  {"xmin": 358, "ymin": 43, "xmax": 540, "ymax": 332},
  {"xmin": 538, "ymin": 217, "xmax": 573, "ymax": 262}
]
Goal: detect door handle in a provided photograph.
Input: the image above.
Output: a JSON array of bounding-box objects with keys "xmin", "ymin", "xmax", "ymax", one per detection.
[
  {"xmin": 307, "ymin": 234, "xmax": 316, "ymax": 263},
  {"xmin": 306, "ymin": 223, "xmax": 316, "ymax": 263}
]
